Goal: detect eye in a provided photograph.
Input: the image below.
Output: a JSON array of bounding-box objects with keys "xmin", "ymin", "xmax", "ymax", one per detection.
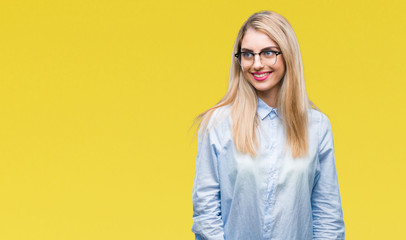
[
  {"xmin": 263, "ymin": 51, "xmax": 275, "ymax": 57},
  {"xmin": 242, "ymin": 52, "xmax": 253, "ymax": 58}
]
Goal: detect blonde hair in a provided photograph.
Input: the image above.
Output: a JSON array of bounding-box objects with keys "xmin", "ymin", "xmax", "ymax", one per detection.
[{"xmin": 191, "ymin": 10, "xmax": 320, "ymax": 158}]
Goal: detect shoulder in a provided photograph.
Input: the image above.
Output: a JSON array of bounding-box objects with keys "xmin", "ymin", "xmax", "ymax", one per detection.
[
  {"xmin": 198, "ymin": 105, "xmax": 232, "ymax": 151},
  {"xmin": 308, "ymin": 108, "xmax": 331, "ymax": 127},
  {"xmin": 206, "ymin": 105, "xmax": 232, "ymax": 131},
  {"xmin": 308, "ymin": 108, "xmax": 333, "ymax": 140},
  {"xmin": 198, "ymin": 105, "xmax": 232, "ymax": 137},
  {"xmin": 307, "ymin": 109, "xmax": 335, "ymax": 155}
]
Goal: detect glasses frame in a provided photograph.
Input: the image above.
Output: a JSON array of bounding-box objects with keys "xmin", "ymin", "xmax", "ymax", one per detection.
[{"xmin": 234, "ymin": 50, "xmax": 282, "ymax": 68}]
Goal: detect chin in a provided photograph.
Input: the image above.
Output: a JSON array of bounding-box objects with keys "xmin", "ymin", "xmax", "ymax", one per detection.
[
  {"xmin": 253, "ymin": 83, "xmax": 276, "ymax": 91},
  {"xmin": 253, "ymin": 81, "xmax": 282, "ymax": 93}
]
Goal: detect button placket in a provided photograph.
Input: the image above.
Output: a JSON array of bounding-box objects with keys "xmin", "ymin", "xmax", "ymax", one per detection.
[{"xmin": 263, "ymin": 108, "xmax": 279, "ymax": 240}]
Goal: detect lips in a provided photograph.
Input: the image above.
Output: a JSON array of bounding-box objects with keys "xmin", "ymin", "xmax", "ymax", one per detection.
[
  {"xmin": 252, "ymin": 71, "xmax": 271, "ymax": 74},
  {"xmin": 251, "ymin": 71, "xmax": 272, "ymax": 81}
]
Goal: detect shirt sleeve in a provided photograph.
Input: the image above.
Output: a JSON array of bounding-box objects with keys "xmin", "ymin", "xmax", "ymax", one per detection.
[
  {"xmin": 191, "ymin": 124, "xmax": 225, "ymax": 240},
  {"xmin": 311, "ymin": 113, "xmax": 345, "ymax": 239}
]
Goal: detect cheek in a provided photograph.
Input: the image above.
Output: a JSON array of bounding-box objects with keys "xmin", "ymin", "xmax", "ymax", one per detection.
[
  {"xmin": 275, "ymin": 55, "xmax": 286, "ymax": 71},
  {"xmin": 279, "ymin": 66, "xmax": 286, "ymax": 77},
  {"xmin": 275, "ymin": 62, "xmax": 286, "ymax": 77},
  {"xmin": 280, "ymin": 60, "xmax": 286, "ymax": 73},
  {"xmin": 243, "ymin": 72, "xmax": 252, "ymax": 81}
]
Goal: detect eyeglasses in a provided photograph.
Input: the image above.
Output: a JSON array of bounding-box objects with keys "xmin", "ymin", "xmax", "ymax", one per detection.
[{"xmin": 234, "ymin": 50, "xmax": 282, "ymax": 69}]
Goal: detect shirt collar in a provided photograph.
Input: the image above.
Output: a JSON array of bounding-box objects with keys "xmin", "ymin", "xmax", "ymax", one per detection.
[{"xmin": 257, "ymin": 96, "xmax": 278, "ymax": 120}]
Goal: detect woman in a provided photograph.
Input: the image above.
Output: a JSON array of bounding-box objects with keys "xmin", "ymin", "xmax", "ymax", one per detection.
[{"xmin": 191, "ymin": 10, "xmax": 345, "ymax": 240}]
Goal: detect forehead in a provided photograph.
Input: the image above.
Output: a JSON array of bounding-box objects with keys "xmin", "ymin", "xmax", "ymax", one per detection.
[{"xmin": 241, "ymin": 28, "xmax": 279, "ymax": 50}]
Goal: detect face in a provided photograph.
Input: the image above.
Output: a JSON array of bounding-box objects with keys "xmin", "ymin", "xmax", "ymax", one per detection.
[{"xmin": 240, "ymin": 28, "xmax": 286, "ymax": 101}]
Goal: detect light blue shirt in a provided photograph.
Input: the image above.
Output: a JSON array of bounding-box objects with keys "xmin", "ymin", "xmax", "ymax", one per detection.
[{"xmin": 191, "ymin": 97, "xmax": 345, "ymax": 240}]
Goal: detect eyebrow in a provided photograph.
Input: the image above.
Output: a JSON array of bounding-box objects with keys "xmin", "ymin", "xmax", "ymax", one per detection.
[{"xmin": 241, "ymin": 46, "xmax": 280, "ymax": 52}]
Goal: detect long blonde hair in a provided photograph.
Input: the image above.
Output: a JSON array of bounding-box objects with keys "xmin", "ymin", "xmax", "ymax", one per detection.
[{"xmin": 191, "ymin": 10, "xmax": 319, "ymax": 158}]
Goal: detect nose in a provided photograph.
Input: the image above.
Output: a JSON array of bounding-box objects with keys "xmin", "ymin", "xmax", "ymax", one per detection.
[{"xmin": 252, "ymin": 54, "xmax": 263, "ymax": 69}]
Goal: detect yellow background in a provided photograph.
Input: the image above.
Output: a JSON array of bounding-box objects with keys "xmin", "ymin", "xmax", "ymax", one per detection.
[{"xmin": 1, "ymin": 0, "xmax": 405, "ymax": 239}]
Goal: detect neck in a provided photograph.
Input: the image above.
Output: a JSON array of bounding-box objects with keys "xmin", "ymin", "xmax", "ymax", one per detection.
[{"xmin": 257, "ymin": 85, "xmax": 280, "ymax": 108}]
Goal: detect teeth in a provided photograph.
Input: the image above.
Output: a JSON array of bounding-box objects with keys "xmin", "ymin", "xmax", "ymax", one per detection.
[{"xmin": 253, "ymin": 72, "xmax": 270, "ymax": 77}]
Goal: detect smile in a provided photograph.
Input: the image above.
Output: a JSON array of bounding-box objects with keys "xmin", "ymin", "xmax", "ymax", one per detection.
[{"xmin": 251, "ymin": 72, "xmax": 272, "ymax": 81}]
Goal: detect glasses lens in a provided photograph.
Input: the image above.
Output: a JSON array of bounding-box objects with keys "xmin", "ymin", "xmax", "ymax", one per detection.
[
  {"xmin": 260, "ymin": 51, "xmax": 277, "ymax": 66},
  {"xmin": 240, "ymin": 53, "xmax": 254, "ymax": 69},
  {"xmin": 238, "ymin": 52, "xmax": 278, "ymax": 69},
  {"xmin": 241, "ymin": 60, "xmax": 252, "ymax": 69}
]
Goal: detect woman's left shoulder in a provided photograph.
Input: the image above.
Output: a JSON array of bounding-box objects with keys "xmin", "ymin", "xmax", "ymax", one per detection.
[
  {"xmin": 307, "ymin": 108, "xmax": 330, "ymax": 124},
  {"xmin": 308, "ymin": 108, "xmax": 323, "ymax": 124},
  {"xmin": 307, "ymin": 108, "xmax": 332, "ymax": 132},
  {"xmin": 307, "ymin": 109, "xmax": 335, "ymax": 147}
]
